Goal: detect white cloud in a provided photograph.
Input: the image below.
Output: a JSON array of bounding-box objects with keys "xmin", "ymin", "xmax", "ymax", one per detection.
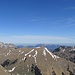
[{"xmin": 0, "ymin": 35, "xmax": 74, "ymax": 44}]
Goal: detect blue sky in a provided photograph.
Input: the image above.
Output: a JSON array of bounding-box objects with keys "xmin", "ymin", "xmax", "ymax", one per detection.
[{"xmin": 0, "ymin": 0, "xmax": 75, "ymax": 44}]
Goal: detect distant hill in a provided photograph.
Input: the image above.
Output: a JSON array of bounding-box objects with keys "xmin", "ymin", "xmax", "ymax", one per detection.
[{"xmin": 16, "ymin": 45, "xmax": 25, "ymax": 48}]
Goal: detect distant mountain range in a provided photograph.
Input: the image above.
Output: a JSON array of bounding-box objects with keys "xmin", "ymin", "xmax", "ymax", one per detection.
[
  {"xmin": 16, "ymin": 44, "xmax": 61, "ymax": 51},
  {"xmin": 0, "ymin": 42, "xmax": 16, "ymax": 49}
]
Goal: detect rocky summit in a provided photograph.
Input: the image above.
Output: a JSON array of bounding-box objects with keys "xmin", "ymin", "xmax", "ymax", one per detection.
[{"xmin": 0, "ymin": 43, "xmax": 75, "ymax": 75}]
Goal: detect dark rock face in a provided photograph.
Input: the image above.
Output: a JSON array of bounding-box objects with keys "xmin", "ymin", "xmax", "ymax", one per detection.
[
  {"xmin": 1, "ymin": 59, "xmax": 18, "ymax": 67},
  {"xmin": 11, "ymin": 59, "xmax": 18, "ymax": 64},
  {"xmin": 31, "ymin": 64, "xmax": 42, "ymax": 75},
  {"xmin": 52, "ymin": 71, "xmax": 56, "ymax": 75},
  {"xmin": 62, "ymin": 72, "xmax": 65, "ymax": 75},
  {"xmin": 53, "ymin": 46, "xmax": 75, "ymax": 63},
  {"xmin": 67, "ymin": 64, "xmax": 74, "ymax": 75},
  {"xmin": 1, "ymin": 59, "xmax": 11, "ymax": 67},
  {"xmin": 35, "ymin": 66, "xmax": 42, "ymax": 75},
  {"xmin": 69, "ymin": 57, "xmax": 75, "ymax": 63}
]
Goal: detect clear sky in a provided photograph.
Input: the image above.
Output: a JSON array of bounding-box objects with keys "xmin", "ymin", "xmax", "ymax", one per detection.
[{"xmin": 0, "ymin": 0, "xmax": 75, "ymax": 44}]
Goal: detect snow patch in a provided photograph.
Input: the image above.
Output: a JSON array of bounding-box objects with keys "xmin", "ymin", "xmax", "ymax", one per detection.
[
  {"xmin": 5, "ymin": 50, "xmax": 11, "ymax": 56},
  {"xmin": 29, "ymin": 54, "xmax": 31, "ymax": 57},
  {"xmin": 21, "ymin": 51, "xmax": 24, "ymax": 54},
  {"xmin": 18, "ymin": 50, "xmax": 24, "ymax": 56},
  {"xmin": 25, "ymin": 49, "xmax": 34, "ymax": 56},
  {"xmin": 43, "ymin": 49, "xmax": 46, "ymax": 56},
  {"xmin": 19, "ymin": 50, "xmax": 21, "ymax": 53},
  {"xmin": 8, "ymin": 67, "xmax": 16, "ymax": 72},
  {"xmin": 69, "ymin": 48, "xmax": 75, "ymax": 52},
  {"xmin": 36, "ymin": 47, "xmax": 40, "ymax": 48},
  {"xmin": 32, "ymin": 50, "xmax": 38, "ymax": 63},
  {"xmin": 71, "ymin": 48, "xmax": 75, "ymax": 51},
  {"xmin": 22, "ymin": 57, "xmax": 26, "ymax": 61},
  {"xmin": 7, "ymin": 50, "xmax": 11, "ymax": 55},
  {"xmin": 62, "ymin": 49, "xmax": 65, "ymax": 52}
]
